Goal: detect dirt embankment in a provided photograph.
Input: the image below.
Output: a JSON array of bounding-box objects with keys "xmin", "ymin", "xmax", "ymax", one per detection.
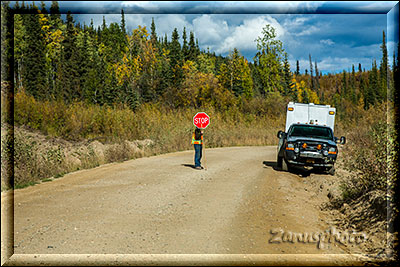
[
  {"xmin": 297, "ymin": 158, "xmax": 397, "ymax": 261},
  {"xmin": 2, "ymin": 126, "xmax": 154, "ymax": 190}
]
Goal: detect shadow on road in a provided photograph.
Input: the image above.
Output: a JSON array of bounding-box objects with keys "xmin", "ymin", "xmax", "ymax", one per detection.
[
  {"xmin": 262, "ymin": 161, "xmax": 312, "ymax": 177},
  {"xmin": 262, "ymin": 161, "xmax": 279, "ymax": 171},
  {"xmin": 288, "ymin": 166, "xmax": 312, "ymax": 177},
  {"xmin": 182, "ymin": 164, "xmax": 196, "ymax": 169}
]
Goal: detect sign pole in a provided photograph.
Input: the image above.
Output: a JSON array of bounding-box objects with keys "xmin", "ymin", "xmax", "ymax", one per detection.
[
  {"xmin": 200, "ymin": 122, "xmax": 207, "ymax": 170},
  {"xmin": 203, "ymin": 130, "xmax": 207, "ymax": 171}
]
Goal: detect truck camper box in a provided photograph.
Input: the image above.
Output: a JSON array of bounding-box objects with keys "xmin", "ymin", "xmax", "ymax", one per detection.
[{"xmin": 285, "ymin": 102, "xmax": 336, "ymax": 132}]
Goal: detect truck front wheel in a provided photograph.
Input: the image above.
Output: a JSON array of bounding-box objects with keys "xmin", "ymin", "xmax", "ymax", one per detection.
[
  {"xmin": 282, "ymin": 159, "xmax": 290, "ymax": 171},
  {"xmin": 277, "ymin": 156, "xmax": 283, "ymax": 168},
  {"xmin": 327, "ymin": 166, "xmax": 335, "ymax": 175}
]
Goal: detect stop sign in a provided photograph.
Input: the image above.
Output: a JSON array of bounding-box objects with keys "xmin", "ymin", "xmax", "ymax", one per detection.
[{"xmin": 193, "ymin": 112, "xmax": 210, "ymax": 129}]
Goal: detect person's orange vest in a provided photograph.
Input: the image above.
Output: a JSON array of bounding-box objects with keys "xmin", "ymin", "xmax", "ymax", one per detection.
[{"xmin": 191, "ymin": 132, "xmax": 203, "ymax": 145}]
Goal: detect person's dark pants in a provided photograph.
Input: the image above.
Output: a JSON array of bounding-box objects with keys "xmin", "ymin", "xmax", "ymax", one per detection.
[{"xmin": 194, "ymin": 144, "xmax": 202, "ymax": 167}]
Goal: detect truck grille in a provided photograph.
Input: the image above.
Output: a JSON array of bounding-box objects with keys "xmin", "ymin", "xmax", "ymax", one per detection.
[{"xmin": 298, "ymin": 142, "xmax": 321, "ymax": 152}]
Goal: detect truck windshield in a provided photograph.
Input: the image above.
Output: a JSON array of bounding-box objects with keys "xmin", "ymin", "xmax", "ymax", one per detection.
[{"xmin": 288, "ymin": 125, "xmax": 333, "ymax": 140}]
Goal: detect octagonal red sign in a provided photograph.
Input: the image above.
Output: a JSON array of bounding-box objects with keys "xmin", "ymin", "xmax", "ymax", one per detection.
[{"xmin": 193, "ymin": 112, "xmax": 210, "ymax": 129}]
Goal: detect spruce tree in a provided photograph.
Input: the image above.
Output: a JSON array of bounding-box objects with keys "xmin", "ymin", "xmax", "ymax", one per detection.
[
  {"xmin": 229, "ymin": 48, "xmax": 241, "ymax": 95},
  {"xmin": 283, "ymin": 52, "xmax": 292, "ymax": 96},
  {"xmin": 341, "ymin": 70, "xmax": 348, "ymax": 99},
  {"xmin": 40, "ymin": 1, "xmax": 47, "ymax": 13},
  {"xmin": 22, "ymin": 4, "xmax": 48, "ymax": 99},
  {"xmin": 365, "ymin": 60, "xmax": 379, "ymax": 109},
  {"xmin": 150, "ymin": 17, "xmax": 157, "ymax": 45},
  {"xmin": 314, "ymin": 60, "xmax": 320, "ymax": 95},
  {"xmin": 13, "ymin": 6, "xmax": 26, "ymax": 89},
  {"xmin": 188, "ymin": 31, "xmax": 197, "ymax": 61},
  {"xmin": 120, "ymin": 9, "xmax": 127, "ymax": 47},
  {"xmin": 295, "ymin": 60, "xmax": 300, "ymax": 75},
  {"xmin": 169, "ymin": 28, "xmax": 182, "ymax": 86},
  {"xmin": 359, "ymin": 73, "xmax": 366, "ymax": 107},
  {"xmin": 121, "ymin": 9, "xmax": 126, "ymax": 35},
  {"xmin": 182, "ymin": 27, "xmax": 189, "ymax": 61},
  {"xmin": 379, "ymin": 30, "xmax": 388, "ymax": 102},
  {"xmin": 350, "ymin": 65, "xmax": 356, "ymax": 103},
  {"xmin": 60, "ymin": 11, "xmax": 80, "ymax": 102},
  {"xmin": 309, "ymin": 54, "xmax": 314, "ymax": 90},
  {"xmin": 49, "ymin": 1, "xmax": 61, "ymax": 23},
  {"xmin": 77, "ymin": 31, "xmax": 89, "ymax": 101},
  {"xmin": 1, "ymin": 1, "xmax": 12, "ymax": 84}
]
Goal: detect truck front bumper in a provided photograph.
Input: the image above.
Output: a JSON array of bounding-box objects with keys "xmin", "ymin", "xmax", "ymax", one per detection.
[
  {"xmin": 285, "ymin": 150, "xmax": 336, "ymax": 167},
  {"xmin": 287, "ymin": 160, "xmax": 334, "ymax": 168}
]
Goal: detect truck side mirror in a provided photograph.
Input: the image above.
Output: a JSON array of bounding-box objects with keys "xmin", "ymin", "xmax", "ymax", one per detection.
[
  {"xmin": 340, "ymin": 136, "xmax": 346, "ymax": 145},
  {"xmin": 277, "ymin": 130, "xmax": 286, "ymax": 139},
  {"xmin": 335, "ymin": 136, "xmax": 346, "ymax": 144}
]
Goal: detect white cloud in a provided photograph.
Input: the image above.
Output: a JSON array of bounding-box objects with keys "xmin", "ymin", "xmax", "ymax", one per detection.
[
  {"xmin": 283, "ymin": 16, "xmax": 310, "ymax": 28},
  {"xmin": 193, "ymin": 15, "xmax": 228, "ymax": 45},
  {"xmin": 317, "ymin": 57, "xmax": 353, "ymax": 71},
  {"xmin": 216, "ymin": 15, "xmax": 285, "ymax": 54},
  {"xmin": 320, "ymin": 39, "xmax": 335, "ymax": 46},
  {"xmin": 153, "ymin": 14, "xmax": 192, "ymax": 39},
  {"xmin": 295, "ymin": 25, "xmax": 320, "ymax": 36},
  {"xmin": 124, "ymin": 14, "xmax": 146, "ymax": 32}
]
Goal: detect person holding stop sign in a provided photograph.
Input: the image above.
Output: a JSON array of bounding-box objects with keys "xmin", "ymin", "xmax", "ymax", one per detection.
[
  {"xmin": 192, "ymin": 112, "xmax": 210, "ymax": 170},
  {"xmin": 191, "ymin": 127, "xmax": 204, "ymax": 170}
]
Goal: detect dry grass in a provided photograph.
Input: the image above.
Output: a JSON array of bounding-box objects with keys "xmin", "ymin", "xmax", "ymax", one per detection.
[
  {"xmin": 331, "ymin": 102, "xmax": 398, "ymax": 244},
  {"xmin": 5, "ymin": 90, "xmax": 286, "ymax": 190},
  {"xmin": 14, "ymin": 90, "xmax": 285, "ymax": 149}
]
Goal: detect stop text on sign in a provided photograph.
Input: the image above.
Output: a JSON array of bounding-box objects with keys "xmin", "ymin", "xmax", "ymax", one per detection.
[
  {"xmin": 193, "ymin": 112, "xmax": 210, "ymax": 129},
  {"xmin": 194, "ymin": 117, "xmax": 208, "ymax": 124}
]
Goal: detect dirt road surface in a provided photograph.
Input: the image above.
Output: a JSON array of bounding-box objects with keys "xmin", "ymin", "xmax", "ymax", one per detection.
[{"xmin": 2, "ymin": 146, "xmax": 369, "ymax": 265}]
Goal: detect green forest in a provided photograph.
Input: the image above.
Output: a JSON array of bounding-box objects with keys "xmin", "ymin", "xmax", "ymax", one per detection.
[{"xmin": 4, "ymin": 1, "xmax": 397, "ymax": 116}]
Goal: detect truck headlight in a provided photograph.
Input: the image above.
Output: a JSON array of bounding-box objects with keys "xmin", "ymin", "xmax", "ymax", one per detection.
[
  {"xmin": 286, "ymin": 143, "xmax": 295, "ymax": 150},
  {"xmin": 328, "ymin": 147, "xmax": 337, "ymax": 154},
  {"xmin": 323, "ymin": 150, "xmax": 328, "ymax": 156},
  {"xmin": 294, "ymin": 147, "xmax": 299, "ymax": 153}
]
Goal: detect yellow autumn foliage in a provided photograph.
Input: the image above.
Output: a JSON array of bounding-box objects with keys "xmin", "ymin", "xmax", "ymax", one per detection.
[{"xmin": 291, "ymin": 77, "xmax": 320, "ymax": 104}]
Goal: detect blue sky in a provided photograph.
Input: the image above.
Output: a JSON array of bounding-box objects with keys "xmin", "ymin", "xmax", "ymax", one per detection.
[{"xmin": 12, "ymin": 1, "xmax": 399, "ymax": 74}]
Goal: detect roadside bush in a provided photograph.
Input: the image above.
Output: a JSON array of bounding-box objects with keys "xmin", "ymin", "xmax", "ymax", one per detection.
[
  {"xmin": 13, "ymin": 131, "xmax": 68, "ymax": 188},
  {"xmin": 340, "ymin": 121, "xmax": 389, "ymax": 200},
  {"xmin": 337, "ymin": 102, "xmax": 396, "ymax": 223}
]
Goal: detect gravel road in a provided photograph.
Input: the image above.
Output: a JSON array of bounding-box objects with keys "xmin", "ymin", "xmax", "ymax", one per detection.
[{"xmin": 2, "ymin": 146, "xmax": 368, "ymax": 264}]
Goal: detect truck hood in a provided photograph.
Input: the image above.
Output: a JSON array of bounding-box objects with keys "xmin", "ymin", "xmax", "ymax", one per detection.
[{"xmin": 287, "ymin": 136, "xmax": 336, "ymax": 146}]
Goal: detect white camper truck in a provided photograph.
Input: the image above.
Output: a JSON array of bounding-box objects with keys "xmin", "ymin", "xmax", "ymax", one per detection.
[{"xmin": 277, "ymin": 102, "xmax": 346, "ymax": 175}]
